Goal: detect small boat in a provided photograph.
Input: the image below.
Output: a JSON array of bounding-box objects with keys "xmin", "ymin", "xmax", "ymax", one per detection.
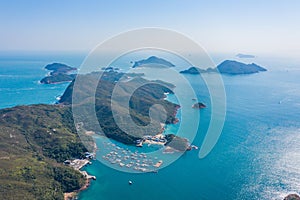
[{"xmin": 129, "ymin": 180, "xmax": 133, "ymax": 185}]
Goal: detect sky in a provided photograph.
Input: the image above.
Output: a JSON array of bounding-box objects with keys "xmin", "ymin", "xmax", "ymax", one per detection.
[{"xmin": 0, "ymin": 0, "xmax": 300, "ymax": 58}]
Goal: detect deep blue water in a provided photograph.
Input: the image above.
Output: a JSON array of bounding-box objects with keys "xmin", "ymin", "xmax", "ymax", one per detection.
[{"xmin": 1, "ymin": 52, "xmax": 300, "ymax": 199}]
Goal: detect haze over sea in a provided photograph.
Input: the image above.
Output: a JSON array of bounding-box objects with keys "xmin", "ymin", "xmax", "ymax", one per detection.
[{"xmin": 1, "ymin": 52, "xmax": 300, "ymax": 200}]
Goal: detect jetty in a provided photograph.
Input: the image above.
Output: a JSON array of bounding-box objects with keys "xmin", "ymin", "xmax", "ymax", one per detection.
[
  {"xmin": 66, "ymin": 159, "xmax": 90, "ymax": 170},
  {"xmin": 63, "ymin": 157, "xmax": 96, "ymax": 200},
  {"xmin": 80, "ymin": 171, "xmax": 96, "ymax": 180}
]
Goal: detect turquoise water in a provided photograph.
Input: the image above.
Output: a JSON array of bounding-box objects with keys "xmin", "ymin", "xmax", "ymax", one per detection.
[
  {"xmin": 1, "ymin": 52, "xmax": 300, "ymax": 199},
  {"xmin": 0, "ymin": 52, "xmax": 85, "ymax": 108}
]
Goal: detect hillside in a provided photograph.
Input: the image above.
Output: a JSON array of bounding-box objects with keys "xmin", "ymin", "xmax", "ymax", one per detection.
[
  {"xmin": 60, "ymin": 71, "xmax": 180, "ymax": 145},
  {"xmin": 0, "ymin": 104, "xmax": 90, "ymax": 199},
  {"xmin": 40, "ymin": 63, "xmax": 77, "ymax": 84},
  {"xmin": 0, "ymin": 70, "xmax": 188, "ymax": 199}
]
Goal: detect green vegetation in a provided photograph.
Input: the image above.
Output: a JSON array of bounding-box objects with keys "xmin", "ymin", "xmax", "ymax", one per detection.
[
  {"xmin": 40, "ymin": 73, "xmax": 76, "ymax": 84},
  {"xmin": 45, "ymin": 63, "xmax": 77, "ymax": 76},
  {"xmin": 40, "ymin": 63, "xmax": 77, "ymax": 84},
  {"xmin": 0, "ymin": 104, "xmax": 88, "ymax": 199},
  {"xmin": 60, "ymin": 71, "xmax": 179, "ymax": 144},
  {"xmin": 165, "ymin": 134, "xmax": 190, "ymax": 151},
  {"xmin": 0, "ymin": 70, "xmax": 188, "ymax": 199}
]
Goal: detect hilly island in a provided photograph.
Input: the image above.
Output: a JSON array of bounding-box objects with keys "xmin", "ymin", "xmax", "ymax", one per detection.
[
  {"xmin": 0, "ymin": 67, "xmax": 190, "ymax": 199},
  {"xmin": 132, "ymin": 56, "xmax": 175, "ymax": 68},
  {"xmin": 180, "ymin": 60, "xmax": 267, "ymax": 75},
  {"xmin": 40, "ymin": 63, "xmax": 77, "ymax": 84}
]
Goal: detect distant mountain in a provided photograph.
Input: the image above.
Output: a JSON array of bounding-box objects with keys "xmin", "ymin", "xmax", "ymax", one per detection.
[
  {"xmin": 217, "ymin": 60, "xmax": 266, "ymax": 74},
  {"xmin": 180, "ymin": 60, "xmax": 267, "ymax": 75},
  {"xmin": 132, "ymin": 56, "xmax": 175, "ymax": 68},
  {"xmin": 236, "ymin": 53, "xmax": 255, "ymax": 58}
]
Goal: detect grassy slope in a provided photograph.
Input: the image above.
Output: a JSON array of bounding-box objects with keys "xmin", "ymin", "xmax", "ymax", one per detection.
[
  {"xmin": 59, "ymin": 71, "xmax": 179, "ymax": 144},
  {"xmin": 0, "ymin": 71, "xmax": 186, "ymax": 199},
  {"xmin": 0, "ymin": 104, "xmax": 87, "ymax": 200}
]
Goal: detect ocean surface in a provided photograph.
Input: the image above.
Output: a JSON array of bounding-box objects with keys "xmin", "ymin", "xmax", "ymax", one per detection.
[{"xmin": 1, "ymin": 52, "xmax": 300, "ymax": 199}]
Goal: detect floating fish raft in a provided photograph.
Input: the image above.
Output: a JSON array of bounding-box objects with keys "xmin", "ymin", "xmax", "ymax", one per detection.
[{"xmin": 101, "ymin": 142, "xmax": 163, "ymax": 172}]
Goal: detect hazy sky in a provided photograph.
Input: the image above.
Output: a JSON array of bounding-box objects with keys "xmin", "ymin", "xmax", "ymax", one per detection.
[{"xmin": 1, "ymin": 0, "xmax": 300, "ymax": 57}]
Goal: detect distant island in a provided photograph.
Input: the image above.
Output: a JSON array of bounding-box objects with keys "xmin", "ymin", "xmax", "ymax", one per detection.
[
  {"xmin": 236, "ymin": 53, "xmax": 256, "ymax": 58},
  {"xmin": 132, "ymin": 56, "xmax": 175, "ymax": 68},
  {"xmin": 101, "ymin": 66, "xmax": 120, "ymax": 71},
  {"xmin": 180, "ymin": 60, "xmax": 267, "ymax": 75},
  {"xmin": 40, "ymin": 63, "xmax": 77, "ymax": 84},
  {"xmin": 217, "ymin": 60, "xmax": 267, "ymax": 74},
  {"xmin": 192, "ymin": 102, "xmax": 206, "ymax": 109},
  {"xmin": 180, "ymin": 66, "xmax": 214, "ymax": 74}
]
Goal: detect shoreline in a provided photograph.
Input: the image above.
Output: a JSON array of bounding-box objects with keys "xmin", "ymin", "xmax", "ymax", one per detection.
[
  {"xmin": 64, "ymin": 134, "xmax": 97, "ymax": 200},
  {"xmin": 66, "ymin": 92, "xmax": 181, "ymax": 199},
  {"xmin": 39, "ymin": 80, "xmax": 73, "ymax": 85},
  {"xmin": 63, "ymin": 159, "xmax": 95, "ymax": 200}
]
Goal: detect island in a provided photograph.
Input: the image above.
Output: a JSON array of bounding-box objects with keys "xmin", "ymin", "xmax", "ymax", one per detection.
[
  {"xmin": 192, "ymin": 102, "xmax": 206, "ymax": 109},
  {"xmin": 236, "ymin": 53, "xmax": 255, "ymax": 58},
  {"xmin": 216, "ymin": 60, "xmax": 267, "ymax": 74},
  {"xmin": 59, "ymin": 70, "xmax": 189, "ymax": 151},
  {"xmin": 40, "ymin": 63, "xmax": 77, "ymax": 84},
  {"xmin": 0, "ymin": 67, "xmax": 193, "ymax": 199},
  {"xmin": 132, "ymin": 56, "xmax": 175, "ymax": 68},
  {"xmin": 180, "ymin": 60, "xmax": 267, "ymax": 75},
  {"xmin": 180, "ymin": 66, "xmax": 214, "ymax": 74},
  {"xmin": 101, "ymin": 66, "xmax": 120, "ymax": 71}
]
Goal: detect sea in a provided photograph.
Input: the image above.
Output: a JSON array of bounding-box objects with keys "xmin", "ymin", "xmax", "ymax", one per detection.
[{"xmin": 1, "ymin": 51, "xmax": 300, "ymax": 200}]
